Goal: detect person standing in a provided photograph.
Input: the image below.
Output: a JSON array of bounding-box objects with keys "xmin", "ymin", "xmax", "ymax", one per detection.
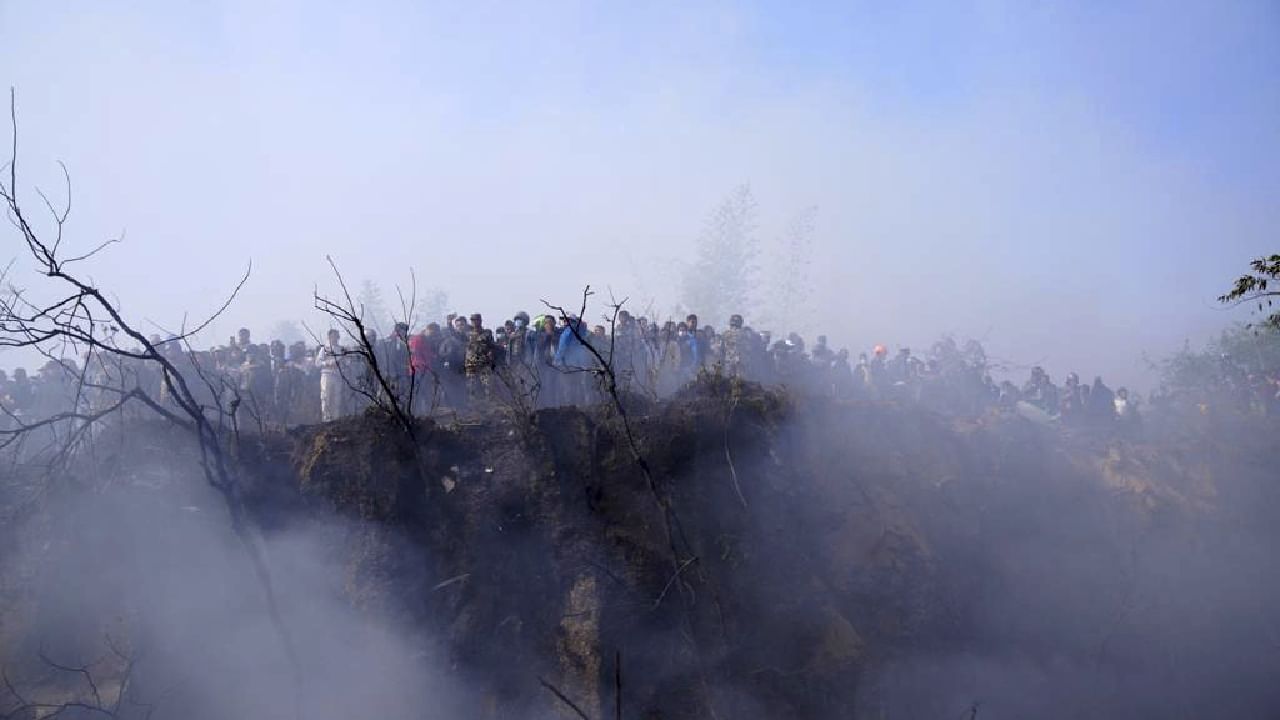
[
  {"xmin": 316, "ymin": 329, "xmax": 345, "ymax": 422},
  {"xmin": 409, "ymin": 328, "xmax": 436, "ymax": 413},
  {"xmin": 438, "ymin": 316, "xmax": 470, "ymax": 408},
  {"xmin": 464, "ymin": 313, "xmax": 497, "ymax": 405},
  {"xmin": 555, "ymin": 316, "xmax": 597, "ymax": 405}
]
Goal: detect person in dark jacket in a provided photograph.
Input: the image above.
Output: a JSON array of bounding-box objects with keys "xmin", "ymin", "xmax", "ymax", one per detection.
[
  {"xmin": 384, "ymin": 322, "xmax": 413, "ymax": 408},
  {"xmin": 437, "ymin": 316, "xmax": 470, "ymax": 408},
  {"xmin": 1089, "ymin": 376, "xmax": 1116, "ymax": 423},
  {"xmin": 532, "ymin": 316, "xmax": 561, "ymax": 406}
]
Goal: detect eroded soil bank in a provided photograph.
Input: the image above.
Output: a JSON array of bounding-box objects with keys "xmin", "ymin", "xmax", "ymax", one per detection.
[{"xmin": 4, "ymin": 380, "xmax": 1279, "ymax": 718}]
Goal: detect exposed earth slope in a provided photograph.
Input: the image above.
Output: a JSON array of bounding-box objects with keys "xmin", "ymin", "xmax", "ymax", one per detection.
[{"xmin": 3, "ymin": 379, "xmax": 1278, "ymax": 718}]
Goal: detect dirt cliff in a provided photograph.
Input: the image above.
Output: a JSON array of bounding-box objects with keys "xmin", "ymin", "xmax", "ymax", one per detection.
[
  {"xmin": 253, "ymin": 377, "xmax": 1280, "ymax": 718},
  {"xmin": 4, "ymin": 378, "xmax": 1278, "ymax": 718}
]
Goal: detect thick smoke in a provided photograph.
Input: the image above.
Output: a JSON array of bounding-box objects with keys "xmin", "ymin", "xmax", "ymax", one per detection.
[
  {"xmin": 1, "ymin": 454, "xmax": 470, "ymax": 720},
  {"xmin": 1, "ymin": 4, "xmax": 1278, "ymax": 718},
  {"xmin": 773, "ymin": 394, "xmax": 1280, "ymax": 719},
  {"xmin": 2, "ymin": 334, "xmax": 1279, "ymax": 719}
]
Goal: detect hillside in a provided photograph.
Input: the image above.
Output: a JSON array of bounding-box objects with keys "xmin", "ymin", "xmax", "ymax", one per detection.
[{"xmin": 3, "ymin": 379, "xmax": 1278, "ymax": 719}]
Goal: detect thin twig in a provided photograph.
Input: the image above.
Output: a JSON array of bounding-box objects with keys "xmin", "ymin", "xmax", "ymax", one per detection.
[
  {"xmin": 723, "ymin": 394, "xmax": 747, "ymax": 509},
  {"xmin": 614, "ymin": 651, "xmax": 622, "ymax": 720},
  {"xmin": 653, "ymin": 556, "xmax": 698, "ymax": 610},
  {"xmin": 537, "ymin": 677, "xmax": 592, "ymax": 720}
]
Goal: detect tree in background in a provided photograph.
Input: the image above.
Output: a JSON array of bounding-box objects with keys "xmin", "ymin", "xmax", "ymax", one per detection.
[
  {"xmin": 682, "ymin": 184, "xmax": 760, "ymax": 327},
  {"xmin": 354, "ymin": 279, "xmax": 448, "ymax": 333},
  {"xmin": 763, "ymin": 205, "xmax": 819, "ymax": 337},
  {"xmin": 356, "ymin": 279, "xmax": 392, "ymax": 334},
  {"xmin": 1220, "ymin": 254, "xmax": 1280, "ymax": 328},
  {"xmin": 1159, "ymin": 325, "xmax": 1278, "ymax": 388},
  {"xmin": 268, "ymin": 319, "xmax": 305, "ymax": 346},
  {"xmin": 418, "ymin": 288, "xmax": 449, "ymax": 328},
  {"xmin": 1152, "ymin": 323, "xmax": 1280, "ymax": 417}
]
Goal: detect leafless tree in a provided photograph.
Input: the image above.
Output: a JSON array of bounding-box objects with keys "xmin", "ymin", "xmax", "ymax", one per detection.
[
  {"xmin": 311, "ymin": 255, "xmax": 420, "ymax": 435},
  {"xmin": 488, "ymin": 350, "xmax": 542, "ymax": 440},
  {"xmin": 1, "ymin": 636, "xmax": 151, "ymax": 720},
  {"xmin": 764, "ymin": 204, "xmax": 818, "ymax": 336},
  {"xmin": 543, "ymin": 287, "xmax": 691, "ymax": 545},
  {"xmin": 0, "ymin": 89, "xmax": 301, "ymax": 717},
  {"xmin": 681, "ymin": 184, "xmax": 760, "ymax": 326},
  {"xmin": 543, "ymin": 287, "xmax": 721, "ymax": 712}
]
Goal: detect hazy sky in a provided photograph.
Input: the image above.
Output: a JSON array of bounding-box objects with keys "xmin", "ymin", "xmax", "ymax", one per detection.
[{"xmin": 2, "ymin": 1, "xmax": 1277, "ymax": 388}]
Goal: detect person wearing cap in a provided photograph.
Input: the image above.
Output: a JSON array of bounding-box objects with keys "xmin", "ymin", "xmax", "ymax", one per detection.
[
  {"xmin": 464, "ymin": 313, "xmax": 497, "ymax": 405},
  {"xmin": 716, "ymin": 313, "xmax": 750, "ymax": 379},
  {"xmin": 508, "ymin": 311, "xmax": 532, "ymax": 368}
]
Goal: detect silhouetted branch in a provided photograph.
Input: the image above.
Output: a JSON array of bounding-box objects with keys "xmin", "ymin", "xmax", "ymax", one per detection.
[
  {"xmin": 0, "ymin": 87, "xmax": 302, "ymax": 720},
  {"xmin": 1220, "ymin": 254, "xmax": 1280, "ymax": 327},
  {"xmin": 723, "ymin": 394, "xmax": 747, "ymax": 509},
  {"xmin": 544, "ymin": 286, "xmax": 715, "ymax": 713},
  {"xmin": 0, "ymin": 639, "xmax": 149, "ymax": 720},
  {"xmin": 0, "ymin": 387, "xmax": 142, "ymax": 449},
  {"xmin": 313, "ymin": 255, "xmax": 416, "ymax": 435},
  {"xmin": 652, "ymin": 556, "xmax": 698, "ymax": 610},
  {"xmin": 613, "ymin": 650, "xmax": 622, "ymax": 720},
  {"xmin": 537, "ymin": 677, "xmax": 592, "ymax": 720},
  {"xmin": 37, "ymin": 649, "xmax": 104, "ymax": 709}
]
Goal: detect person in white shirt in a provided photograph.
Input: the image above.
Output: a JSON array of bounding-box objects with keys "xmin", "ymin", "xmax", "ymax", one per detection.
[{"xmin": 316, "ymin": 329, "xmax": 345, "ymax": 422}]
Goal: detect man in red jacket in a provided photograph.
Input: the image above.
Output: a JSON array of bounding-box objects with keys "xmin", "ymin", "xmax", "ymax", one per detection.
[{"xmin": 409, "ymin": 328, "xmax": 436, "ymax": 414}]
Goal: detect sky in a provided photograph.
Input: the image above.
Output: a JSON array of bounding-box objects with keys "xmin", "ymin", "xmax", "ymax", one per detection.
[{"xmin": 1, "ymin": 0, "xmax": 1277, "ymax": 389}]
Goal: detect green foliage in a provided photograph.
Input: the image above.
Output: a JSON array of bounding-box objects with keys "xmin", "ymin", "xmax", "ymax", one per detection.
[
  {"xmin": 1219, "ymin": 254, "xmax": 1280, "ymax": 328},
  {"xmin": 1156, "ymin": 323, "xmax": 1280, "ymax": 396}
]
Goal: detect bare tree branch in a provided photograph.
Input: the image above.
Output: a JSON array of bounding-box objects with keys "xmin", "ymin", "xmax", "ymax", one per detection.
[
  {"xmin": 537, "ymin": 677, "xmax": 592, "ymax": 720},
  {"xmin": 0, "ymin": 88, "xmax": 303, "ymax": 720},
  {"xmin": 313, "ymin": 255, "xmax": 416, "ymax": 435}
]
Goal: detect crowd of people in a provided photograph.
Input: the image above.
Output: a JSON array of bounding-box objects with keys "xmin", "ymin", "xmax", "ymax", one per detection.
[{"xmin": 1, "ymin": 308, "xmax": 1277, "ymax": 435}]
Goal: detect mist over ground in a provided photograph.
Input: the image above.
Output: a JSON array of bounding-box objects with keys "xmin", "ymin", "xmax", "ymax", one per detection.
[
  {"xmin": 0, "ymin": 431, "xmax": 475, "ymax": 719},
  {"xmin": 2, "ymin": 1, "xmax": 1278, "ymax": 388}
]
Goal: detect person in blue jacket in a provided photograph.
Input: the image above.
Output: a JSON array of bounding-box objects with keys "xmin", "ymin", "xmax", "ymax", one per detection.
[
  {"xmin": 555, "ymin": 316, "xmax": 595, "ymax": 369},
  {"xmin": 555, "ymin": 316, "xmax": 597, "ymax": 404}
]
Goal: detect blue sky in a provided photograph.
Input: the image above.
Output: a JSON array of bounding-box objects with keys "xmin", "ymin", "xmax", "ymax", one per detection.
[{"xmin": 1, "ymin": 0, "xmax": 1277, "ymax": 387}]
